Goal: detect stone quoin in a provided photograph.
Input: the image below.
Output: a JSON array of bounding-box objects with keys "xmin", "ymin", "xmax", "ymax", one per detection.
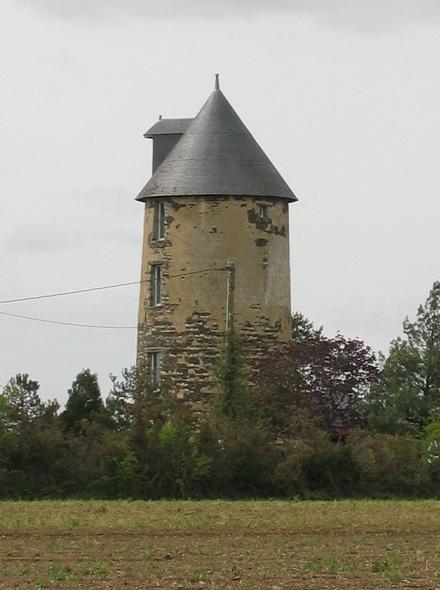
[{"xmin": 136, "ymin": 76, "xmax": 297, "ymax": 410}]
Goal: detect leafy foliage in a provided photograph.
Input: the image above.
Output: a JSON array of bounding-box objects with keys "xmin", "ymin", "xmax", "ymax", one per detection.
[
  {"xmin": 366, "ymin": 282, "xmax": 440, "ymax": 433},
  {"xmin": 424, "ymin": 416, "xmax": 440, "ymax": 481},
  {"xmin": 61, "ymin": 369, "xmax": 109, "ymax": 433},
  {"xmin": 1, "ymin": 283, "xmax": 440, "ymax": 498},
  {"xmin": 215, "ymin": 331, "xmax": 249, "ymax": 419},
  {"xmin": 107, "ymin": 366, "xmax": 138, "ymax": 431},
  {"xmin": 2, "ymin": 374, "xmax": 45, "ymax": 431},
  {"xmin": 253, "ymin": 335, "xmax": 378, "ymax": 435},
  {"xmin": 292, "ymin": 311, "xmax": 323, "ymax": 343}
]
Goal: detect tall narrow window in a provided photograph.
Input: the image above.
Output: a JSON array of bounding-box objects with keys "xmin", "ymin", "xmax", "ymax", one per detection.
[
  {"xmin": 148, "ymin": 351, "xmax": 160, "ymax": 387},
  {"xmin": 150, "ymin": 263, "xmax": 162, "ymax": 306},
  {"xmin": 258, "ymin": 205, "xmax": 268, "ymax": 220},
  {"xmin": 153, "ymin": 201, "xmax": 166, "ymax": 240}
]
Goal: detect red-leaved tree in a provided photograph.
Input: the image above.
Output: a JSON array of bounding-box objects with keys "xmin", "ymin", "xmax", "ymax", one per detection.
[{"xmin": 252, "ymin": 335, "xmax": 379, "ymax": 436}]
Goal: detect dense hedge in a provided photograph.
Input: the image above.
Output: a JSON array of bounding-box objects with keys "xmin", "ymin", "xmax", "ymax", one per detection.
[
  {"xmin": 0, "ymin": 385, "xmax": 438, "ymax": 499},
  {"xmin": 1, "ymin": 281, "xmax": 440, "ymax": 499}
]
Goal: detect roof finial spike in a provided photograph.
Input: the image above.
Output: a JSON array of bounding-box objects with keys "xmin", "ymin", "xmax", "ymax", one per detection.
[{"xmin": 215, "ymin": 73, "xmax": 220, "ymax": 90}]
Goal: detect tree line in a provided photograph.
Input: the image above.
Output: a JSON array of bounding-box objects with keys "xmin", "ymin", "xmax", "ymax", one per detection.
[{"xmin": 1, "ymin": 281, "xmax": 440, "ymax": 499}]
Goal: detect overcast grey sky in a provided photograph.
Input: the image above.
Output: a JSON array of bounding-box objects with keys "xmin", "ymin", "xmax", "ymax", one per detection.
[{"xmin": 1, "ymin": 0, "xmax": 439, "ymax": 403}]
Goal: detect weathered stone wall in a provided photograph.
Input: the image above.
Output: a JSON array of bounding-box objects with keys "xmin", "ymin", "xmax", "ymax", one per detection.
[{"xmin": 137, "ymin": 195, "xmax": 291, "ymax": 407}]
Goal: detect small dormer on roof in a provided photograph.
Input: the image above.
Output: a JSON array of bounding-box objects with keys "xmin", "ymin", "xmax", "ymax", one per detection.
[
  {"xmin": 137, "ymin": 76, "xmax": 297, "ymax": 202},
  {"xmin": 144, "ymin": 118, "xmax": 193, "ymax": 138},
  {"xmin": 144, "ymin": 118, "xmax": 194, "ymax": 172}
]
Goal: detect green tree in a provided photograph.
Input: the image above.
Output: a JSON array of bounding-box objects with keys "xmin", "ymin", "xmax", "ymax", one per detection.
[
  {"xmin": 152, "ymin": 418, "xmax": 212, "ymax": 498},
  {"xmin": 423, "ymin": 416, "xmax": 440, "ymax": 482},
  {"xmin": 366, "ymin": 282, "xmax": 440, "ymax": 433},
  {"xmin": 107, "ymin": 366, "xmax": 138, "ymax": 431},
  {"xmin": 292, "ymin": 312, "xmax": 323, "ymax": 344},
  {"xmin": 0, "ymin": 374, "xmax": 62, "ymax": 497},
  {"xmin": 215, "ymin": 331, "xmax": 249, "ymax": 419},
  {"xmin": 1, "ymin": 374, "xmax": 44, "ymax": 432},
  {"xmin": 0, "ymin": 391, "xmax": 17, "ymax": 466},
  {"xmin": 61, "ymin": 369, "xmax": 109, "ymax": 433}
]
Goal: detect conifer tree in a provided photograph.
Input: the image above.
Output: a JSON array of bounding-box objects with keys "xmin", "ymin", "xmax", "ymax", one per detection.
[
  {"xmin": 2, "ymin": 374, "xmax": 44, "ymax": 432},
  {"xmin": 61, "ymin": 369, "xmax": 106, "ymax": 433}
]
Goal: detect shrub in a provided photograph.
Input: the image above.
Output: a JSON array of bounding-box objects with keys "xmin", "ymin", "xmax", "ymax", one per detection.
[{"xmin": 350, "ymin": 432, "xmax": 430, "ymax": 495}]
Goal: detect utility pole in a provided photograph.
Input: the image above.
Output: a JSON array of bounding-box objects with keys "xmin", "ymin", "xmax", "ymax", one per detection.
[{"xmin": 225, "ymin": 262, "xmax": 235, "ymax": 334}]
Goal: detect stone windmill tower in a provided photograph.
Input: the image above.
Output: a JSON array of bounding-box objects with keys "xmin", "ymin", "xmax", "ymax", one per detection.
[{"xmin": 136, "ymin": 76, "xmax": 297, "ymax": 406}]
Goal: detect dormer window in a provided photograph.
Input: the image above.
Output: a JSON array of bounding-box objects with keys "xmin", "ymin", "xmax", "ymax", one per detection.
[{"xmin": 153, "ymin": 201, "xmax": 166, "ymax": 241}]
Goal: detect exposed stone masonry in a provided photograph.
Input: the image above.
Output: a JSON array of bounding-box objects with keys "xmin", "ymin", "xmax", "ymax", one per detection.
[{"xmin": 137, "ymin": 195, "xmax": 291, "ymax": 404}]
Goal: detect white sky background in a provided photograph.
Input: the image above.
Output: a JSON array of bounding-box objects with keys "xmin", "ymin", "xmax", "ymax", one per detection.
[{"xmin": 1, "ymin": 0, "xmax": 439, "ymax": 404}]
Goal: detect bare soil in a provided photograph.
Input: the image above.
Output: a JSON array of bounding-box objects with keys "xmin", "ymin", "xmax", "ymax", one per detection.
[{"xmin": 0, "ymin": 500, "xmax": 439, "ymax": 589}]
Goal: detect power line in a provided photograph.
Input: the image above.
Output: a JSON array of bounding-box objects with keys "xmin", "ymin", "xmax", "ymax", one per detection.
[
  {"xmin": 0, "ymin": 267, "xmax": 229, "ymax": 329},
  {"xmin": 0, "ymin": 310, "xmax": 137, "ymax": 329},
  {"xmin": 0, "ymin": 268, "xmax": 291, "ymax": 330},
  {"xmin": 0, "ymin": 267, "xmax": 227, "ymax": 305},
  {"xmin": 0, "ymin": 280, "xmax": 141, "ymax": 305}
]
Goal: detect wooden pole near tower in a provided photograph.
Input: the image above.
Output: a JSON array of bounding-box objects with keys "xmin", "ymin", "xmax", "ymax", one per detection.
[{"xmin": 225, "ymin": 262, "xmax": 235, "ymax": 334}]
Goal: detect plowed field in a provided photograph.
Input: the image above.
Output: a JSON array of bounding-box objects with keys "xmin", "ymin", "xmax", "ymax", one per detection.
[{"xmin": 0, "ymin": 500, "xmax": 439, "ymax": 589}]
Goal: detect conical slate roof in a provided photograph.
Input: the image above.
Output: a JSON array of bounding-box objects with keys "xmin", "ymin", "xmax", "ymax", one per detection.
[{"xmin": 136, "ymin": 84, "xmax": 297, "ymax": 202}]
